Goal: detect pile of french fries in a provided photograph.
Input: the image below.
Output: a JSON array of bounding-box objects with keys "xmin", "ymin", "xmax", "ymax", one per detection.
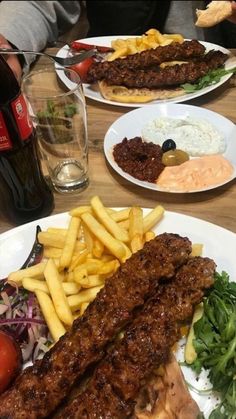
[
  {"xmin": 108, "ymin": 28, "xmax": 184, "ymax": 61},
  {"xmin": 8, "ymin": 196, "xmax": 165, "ymax": 343}
]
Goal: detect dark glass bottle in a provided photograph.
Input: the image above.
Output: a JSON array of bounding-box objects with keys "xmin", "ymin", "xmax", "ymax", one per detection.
[{"xmin": 0, "ymin": 55, "xmax": 54, "ymax": 225}]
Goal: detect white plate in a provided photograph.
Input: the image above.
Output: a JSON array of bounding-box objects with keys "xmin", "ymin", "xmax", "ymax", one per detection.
[
  {"xmin": 104, "ymin": 103, "xmax": 236, "ymax": 193},
  {"xmin": 0, "ymin": 210, "xmax": 236, "ymax": 417},
  {"xmin": 56, "ymin": 36, "xmax": 236, "ymax": 107}
]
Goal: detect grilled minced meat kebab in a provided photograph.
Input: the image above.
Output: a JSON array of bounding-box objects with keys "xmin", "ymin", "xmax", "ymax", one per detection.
[
  {"xmin": 0, "ymin": 233, "xmax": 191, "ymax": 419},
  {"xmin": 89, "ymin": 40, "xmax": 206, "ymax": 73},
  {"xmin": 57, "ymin": 257, "xmax": 215, "ymax": 419},
  {"xmin": 87, "ymin": 50, "xmax": 228, "ymax": 89}
]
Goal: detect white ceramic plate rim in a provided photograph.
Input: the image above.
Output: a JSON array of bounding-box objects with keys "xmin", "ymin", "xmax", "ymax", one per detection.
[
  {"xmin": 56, "ymin": 36, "xmax": 236, "ymax": 107},
  {"xmin": 104, "ymin": 103, "xmax": 236, "ymax": 193},
  {"xmin": 1, "ymin": 209, "xmax": 236, "ymax": 417}
]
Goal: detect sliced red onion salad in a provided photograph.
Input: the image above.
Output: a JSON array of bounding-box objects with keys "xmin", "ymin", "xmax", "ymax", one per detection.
[{"xmin": 0, "ymin": 226, "xmax": 52, "ymax": 362}]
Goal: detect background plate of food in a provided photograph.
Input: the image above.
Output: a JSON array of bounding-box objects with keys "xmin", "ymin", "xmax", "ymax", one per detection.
[
  {"xmin": 56, "ymin": 33, "xmax": 236, "ymax": 107},
  {"xmin": 104, "ymin": 103, "xmax": 236, "ymax": 193},
  {"xmin": 0, "ymin": 202, "xmax": 236, "ymax": 418}
]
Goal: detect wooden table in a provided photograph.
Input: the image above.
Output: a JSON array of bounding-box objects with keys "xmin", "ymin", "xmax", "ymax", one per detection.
[{"xmin": 0, "ymin": 50, "xmax": 236, "ymax": 234}]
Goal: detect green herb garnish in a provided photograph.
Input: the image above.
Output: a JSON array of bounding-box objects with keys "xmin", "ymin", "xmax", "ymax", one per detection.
[
  {"xmin": 191, "ymin": 271, "xmax": 236, "ymax": 418},
  {"xmin": 181, "ymin": 67, "xmax": 236, "ymax": 93}
]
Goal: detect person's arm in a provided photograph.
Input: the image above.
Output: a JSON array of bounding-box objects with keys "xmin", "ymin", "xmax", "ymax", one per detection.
[
  {"xmin": 0, "ymin": 1, "xmax": 81, "ymax": 78},
  {"xmin": 228, "ymin": 0, "xmax": 236, "ymax": 23}
]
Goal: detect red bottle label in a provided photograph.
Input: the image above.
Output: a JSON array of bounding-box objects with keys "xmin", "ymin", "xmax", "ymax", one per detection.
[
  {"xmin": 0, "ymin": 111, "xmax": 12, "ymax": 151},
  {"xmin": 11, "ymin": 93, "xmax": 33, "ymax": 141}
]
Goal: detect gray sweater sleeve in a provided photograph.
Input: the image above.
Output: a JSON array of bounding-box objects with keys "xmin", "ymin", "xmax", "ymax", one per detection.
[{"xmin": 0, "ymin": 1, "xmax": 81, "ymax": 68}]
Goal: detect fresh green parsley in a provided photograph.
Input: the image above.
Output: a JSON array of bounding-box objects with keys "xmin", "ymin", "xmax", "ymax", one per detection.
[{"xmin": 181, "ymin": 67, "xmax": 236, "ymax": 93}]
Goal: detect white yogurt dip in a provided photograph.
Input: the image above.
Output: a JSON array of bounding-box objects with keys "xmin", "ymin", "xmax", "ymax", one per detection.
[{"xmin": 142, "ymin": 116, "xmax": 226, "ymax": 157}]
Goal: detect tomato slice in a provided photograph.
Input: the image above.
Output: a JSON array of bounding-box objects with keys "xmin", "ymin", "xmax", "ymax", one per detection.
[
  {"xmin": 70, "ymin": 41, "xmax": 113, "ymax": 53},
  {"xmin": 70, "ymin": 57, "xmax": 95, "ymax": 82},
  {"xmin": 0, "ymin": 331, "xmax": 22, "ymax": 394}
]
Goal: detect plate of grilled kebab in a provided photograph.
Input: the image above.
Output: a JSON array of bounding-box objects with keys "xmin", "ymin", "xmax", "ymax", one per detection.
[
  {"xmin": 56, "ymin": 35, "xmax": 236, "ymax": 107},
  {"xmin": 0, "ymin": 208, "xmax": 236, "ymax": 418}
]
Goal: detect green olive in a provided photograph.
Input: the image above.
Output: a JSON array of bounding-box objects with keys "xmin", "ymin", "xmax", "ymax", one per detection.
[{"xmin": 162, "ymin": 149, "xmax": 190, "ymax": 166}]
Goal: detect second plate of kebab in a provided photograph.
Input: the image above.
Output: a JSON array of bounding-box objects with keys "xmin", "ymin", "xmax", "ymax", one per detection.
[{"xmin": 56, "ymin": 33, "xmax": 236, "ymax": 107}]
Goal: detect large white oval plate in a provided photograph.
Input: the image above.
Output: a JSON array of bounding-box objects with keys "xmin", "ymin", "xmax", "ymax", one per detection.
[
  {"xmin": 1, "ymin": 210, "xmax": 236, "ymax": 418},
  {"xmin": 56, "ymin": 36, "xmax": 236, "ymax": 107},
  {"xmin": 104, "ymin": 103, "xmax": 236, "ymax": 193}
]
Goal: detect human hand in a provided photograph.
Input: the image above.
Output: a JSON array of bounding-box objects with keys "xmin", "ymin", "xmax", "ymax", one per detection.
[
  {"xmin": 228, "ymin": 1, "xmax": 236, "ymax": 23},
  {"xmin": 0, "ymin": 34, "xmax": 22, "ymax": 82}
]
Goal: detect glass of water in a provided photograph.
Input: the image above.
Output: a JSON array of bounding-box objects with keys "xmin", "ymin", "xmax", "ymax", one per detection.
[{"xmin": 22, "ymin": 67, "xmax": 88, "ymax": 193}]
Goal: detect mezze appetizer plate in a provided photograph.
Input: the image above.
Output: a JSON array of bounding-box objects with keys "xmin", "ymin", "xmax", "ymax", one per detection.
[
  {"xmin": 56, "ymin": 36, "xmax": 236, "ymax": 107},
  {"xmin": 104, "ymin": 103, "xmax": 236, "ymax": 193},
  {"xmin": 0, "ymin": 209, "xmax": 236, "ymax": 418}
]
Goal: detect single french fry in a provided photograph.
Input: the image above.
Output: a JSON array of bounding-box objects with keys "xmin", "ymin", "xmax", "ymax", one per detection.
[
  {"xmin": 62, "ymin": 282, "xmax": 81, "ymax": 295},
  {"xmin": 81, "ymin": 212, "xmax": 125, "ymax": 261},
  {"xmin": 118, "ymin": 219, "xmax": 129, "ymax": 230},
  {"xmin": 110, "ymin": 208, "xmax": 130, "ymax": 222},
  {"xmin": 93, "ymin": 238, "xmax": 104, "ymax": 258},
  {"xmin": 91, "ymin": 196, "xmax": 129, "ymax": 243},
  {"xmin": 65, "ymin": 270, "xmax": 75, "ymax": 282},
  {"xmin": 80, "ymin": 302, "xmax": 90, "ymax": 316},
  {"xmin": 47, "ymin": 228, "xmax": 67, "ymax": 236},
  {"xmin": 8, "ymin": 262, "xmax": 47, "ymax": 285},
  {"xmin": 82, "ymin": 222, "xmax": 94, "ymax": 253},
  {"xmin": 73, "ymin": 267, "xmax": 88, "ymax": 284},
  {"xmin": 60, "ymin": 217, "xmax": 80, "ymax": 269},
  {"xmin": 191, "ymin": 243, "xmax": 203, "ymax": 257},
  {"xmin": 76, "ymin": 274, "xmax": 104, "ymax": 288},
  {"xmin": 97, "ymin": 260, "xmax": 119, "ymax": 275},
  {"xmin": 38, "ymin": 231, "xmax": 65, "ymax": 249},
  {"xmin": 121, "ymin": 242, "xmax": 132, "ymax": 262},
  {"xmin": 22, "ymin": 277, "xmax": 49, "ymax": 294},
  {"xmin": 131, "ymin": 234, "xmax": 143, "ymax": 253},
  {"xmin": 129, "ymin": 207, "xmax": 143, "ymax": 240},
  {"xmin": 22, "ymin": 278, "xmax": 81, "ymax": 296},
  {"xmin": 69, "ymin": 205, "xmax": 92, "ymax": 217},
  {"xmin": 143, "ymin": 206, "xmax": 165, "ymax": 233},
  {"xmin": 68, "ymin": 248, "xmax": 89, "ymax": 272},
  {"xmin": 68, "ymin": 286, "xmax": 103, "ymax": 311},
  {"xmin": 44, "ymin": 259, "xmax": 73, "ymax": 326},
  {"xmin": 35, "ymin": 290, "xmax": 66, "ymax": 342},
  {"xmin": 43, "ymin": 247, "xmax": 62, "ymax": 259},
  {"xmin": 145, "ymin": 231, "xmax": 156, "ymax": 242}
]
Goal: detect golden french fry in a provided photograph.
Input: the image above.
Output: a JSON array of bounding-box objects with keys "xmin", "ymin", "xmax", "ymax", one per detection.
[
  {"xmin": 47, "ymin": 228, "xmax": 67, "ymax": 236},
  {"xmin": 8, "ymin": 262, "xmax": 47, "ymax": 285},
  {"xmin": 80, "ymin": 302, "xmax": 89, "ymax": 316},
  {"xmin": 76, "ymin": 274, "xmax": 104, "ymax": 288},
  {"xmin": 60, "ymin": 217, "xmax": 80, "ymax": 268},
  {"xmin": 44, "ymin": 259, "xmax": 73, "ymax": 326},
  {"xmin": 93, "ymin": 238, "xmax": 104, "ymax": 258},
  {"xmin": 121, "ymin": 242, "xmax": 132, "ymax": 262},
  {"xmin": 73, "ymin": 267, "xmax": 88, "ymax": 284},
  {"xmin": 22, "ymin": 277, "xmax": 49, "ymax": 294},
  {"xmin": 81, "ymin": 212, "xmax": 125, "ymax": 261},
  {"xmin": 35, "ymin": 290, "xmax": 66, "ymax": 342},
  {"xmin": 145, "ymin": 231, "xmax": 156, "ymax": 242},
  {"xmin": 91, "ymin": 196, "xmax": 129, "ymax": 243},
  {"xmin": 97, "ymin": 260, "xmax": 119, "ymax": 275},
  {"xmin": 130, "ymin": 234, "xmax": 143, "ymax": 253},
  {"xmin": 38, "ymin": 231, "xmax": 65, "ymax": 249},
  {"xmin": 129, "ymin": 207, "xmax": 143, "ymax": 240},
  {"xmin": 118, "ymin": 219, "xmax": 129, "ymax": 230},
  {"xmin": 143, "ymin": 205, "xmax": 165, "ymax": 233},
  {"xmin": 68, "ymin": 248, "xmax": 89, "ymax": 272},
  {"xmin": 69, "ymin": 205, "xmax": 92, "ymax": 217},
  {"xmin": 191, "ymin": 243, "xmax": 203, "ymax": 257},
  {"xmin": 110, "ymin": 208, "xmax": 130, "ymax": 222},
  {"xmin": 43, "ymin": 247, "xmax": 62, "ymax": 259},
  {"xmin": 22, "ymin": 278, "xmax": 81, "ymax": 296},
  {"xmin": 82, "ymin": 222, "xmax": 94, "ymax": 253},
  {"xmin": 68, "ymin": 286, "xmax": 103, "ymax": 311}
]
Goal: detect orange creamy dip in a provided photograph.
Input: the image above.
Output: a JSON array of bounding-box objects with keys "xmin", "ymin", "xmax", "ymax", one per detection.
[{"xmin": 156, "ymin": 155, "xmax": 234, "ymax": 192}]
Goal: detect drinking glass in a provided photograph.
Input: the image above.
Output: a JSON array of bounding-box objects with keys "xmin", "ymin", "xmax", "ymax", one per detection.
[{"xmin": 22, "ymin": 68, "xmax": 89, "ymax": 193}]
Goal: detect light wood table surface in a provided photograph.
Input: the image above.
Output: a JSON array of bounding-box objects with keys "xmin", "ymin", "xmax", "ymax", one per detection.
[{"xmin": 0, "ymin": 49, "xmax": 236, "ymax": 234}]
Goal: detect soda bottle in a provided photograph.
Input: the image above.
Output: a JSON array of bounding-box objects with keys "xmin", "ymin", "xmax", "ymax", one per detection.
[{"xmin": 0, "ymin": 55, "xmax": 54, "ymax": 225}]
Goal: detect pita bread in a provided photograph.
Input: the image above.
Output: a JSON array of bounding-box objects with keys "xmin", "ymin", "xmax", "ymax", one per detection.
[
  {"xmin": 195, "ymin": 1, "xmax": 233, "ymax": 27},
  {"xmin": 98, "ymin": 80, "xmax": 185, "ymax": 104}
]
